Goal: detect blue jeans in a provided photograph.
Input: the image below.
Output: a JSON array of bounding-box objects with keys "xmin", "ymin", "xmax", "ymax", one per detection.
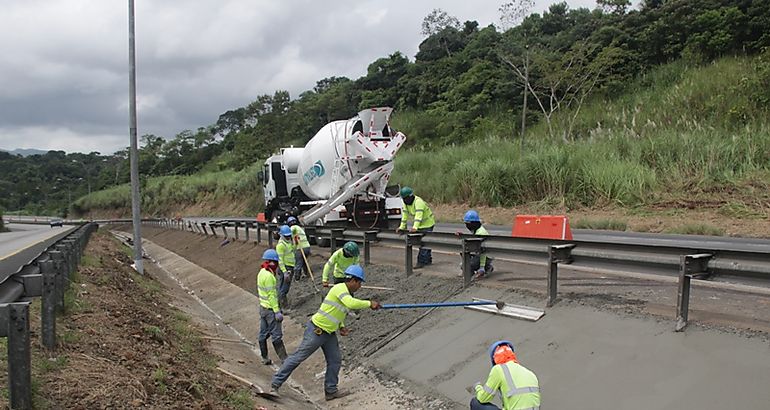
[
  {"xmin": 417, "ymin": 226, "xmax": 434, "ymax": 265},
  {"xmin": 294, "ymin": 248, "xmax": 311, "ymax": 278},
  {"xmin": 258, "ymin": 308, "xmax": 283, "ymax": 343},
  {"xmin": 278, "ymin": 267, "xmax": 294, "ymax": 301},
  {"xmin": 470, "ymin": 397, "xmax": 500, "ymax": 410},
  {"xmin": 271, "ymin": 321, "xmax": 342, "ymax": 394}
]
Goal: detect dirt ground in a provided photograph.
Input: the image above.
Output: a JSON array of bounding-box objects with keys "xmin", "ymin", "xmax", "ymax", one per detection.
[{"xmin": 0, "ymin": 230, "xmax": 271, "ymax": 409}]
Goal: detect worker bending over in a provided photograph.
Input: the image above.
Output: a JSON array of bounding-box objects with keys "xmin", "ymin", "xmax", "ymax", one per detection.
[
  {"xmin": 322, "ymin": 241, "xmax": 360, "ymax": 287},
  {"xmin": 275, "ymin": 225, "xmax": 296, "ymax": 307},
  {"xmin": 471, "ymin": 341, "xmax": 540, "ymax": 410},
  {"xmin": 463, "ymin": 210, "xmax": 494, "ymax": 279},
  {"xmin": 396, "ymin": 186, "xmax": 435, "ymax": 268},
  {"xmin": 256, "ymin": 249, "xmax": 287, "ymax": 365},
  {"xmin": 270, "ymin": 265, "xmax": 381, "ymax": 401},
  {"xmin": 287, "ymin": 216, "xmax": 311, "ymax": 281}
]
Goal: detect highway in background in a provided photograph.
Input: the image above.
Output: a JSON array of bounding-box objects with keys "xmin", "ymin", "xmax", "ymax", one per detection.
[
  {"xmin": 0, "ymin": 222, "xmax": 76, "ymax": 281},
  {"xmin": 183, "ymin": 216, "xmax": 770, "ymax": 253}
]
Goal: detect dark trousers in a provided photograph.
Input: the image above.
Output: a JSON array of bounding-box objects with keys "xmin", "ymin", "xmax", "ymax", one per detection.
[
  {"xmin": 470, "ymin": 397, "xmax": 500, "ymax": 410},
  {"xmin": 417, "ymin": 226, "xmax": 434, "ymax": 265},
  {"xmin": 272, "ymin": 321, "xmax": 342, "ymax": 394}
]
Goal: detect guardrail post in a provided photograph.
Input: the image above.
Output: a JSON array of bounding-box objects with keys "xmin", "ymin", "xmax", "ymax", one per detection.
[
  {"xmin": 364, "ymin": 231, "xmax": 378, "ymax": 266},
  {"xmin": 405, "ymin": 234, "xmax": 422, "ymax": 277},
  {"xmin": 547, "ymin": 244, "xmax": 575, "ymax": 308},
  {"xmin": 245, "ymin": 223, "xmax": 250, "ymax": 242},
  {"xmin": 50, "ymin": 250, "xmax": 65, "ymax": 312},
  {"xmin": 221, "ymin": 224, "xmax": 228, "ymax": 238},
  {"xmin": 267, "ymin": 224, "xmax": 275, "ymax": 248},
  {"xmin": 7, "ymin": 301, "xmax": 32, "ymax": 410},
  {"xmin": 40, "ymin": 259, "xmax": 57, "ymax": 350},
  {"xmin": 330, "ymin": 229, "xmax": 344, "ymax": 252},
  {"xmin": 675, "ymin": 253, "xmax": 712, "ymax": 332},
  {"xmin": 257, "ymin": 223, "xmax": 263, "ymax": 244},
  {"xmin": 234, "ymin": 222, "xmax": 240, "ymax": 241},
  {"xmin": 461, "ymin": 237, "xmax": 484, "ymax": 288},
  {"xmin": 201, "ymin": 223, "xmax": 209, "ymax": 236}
]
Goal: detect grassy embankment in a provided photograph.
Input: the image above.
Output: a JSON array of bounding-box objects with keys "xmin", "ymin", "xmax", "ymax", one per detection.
[{"xmin": 74, "ymin": 55, "xmax": 770, "ymax": 234}]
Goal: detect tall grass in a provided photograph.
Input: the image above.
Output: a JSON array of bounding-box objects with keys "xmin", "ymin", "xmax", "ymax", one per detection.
[
  {"xmin": 392, "ymin": 55, "xmax": 770, "ymax": 208},
  {"xmin": 72, "ymin": 164, "xmax": 263, "ymax": 216}
]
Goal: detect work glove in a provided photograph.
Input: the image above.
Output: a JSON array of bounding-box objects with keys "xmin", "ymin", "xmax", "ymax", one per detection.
[
  {"xmin": 395, "ymin": 227, "xmax": 402, "ymax": 234},
  {"xmin": 370, "ymin": 300, "xmax": 381, "ymax": 310},
  {"xmin": 274, "ymin": 311, "xmax": 284, "ymax": 322},
  {"xmin": 322, "ymin": 281, "xmax": 329, "ymax": 288}
]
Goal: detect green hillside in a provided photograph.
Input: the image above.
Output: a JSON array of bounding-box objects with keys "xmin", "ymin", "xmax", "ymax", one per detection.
[{"xmin": 72, "ymin": 53, "xmax": 770, "ymax": 219}]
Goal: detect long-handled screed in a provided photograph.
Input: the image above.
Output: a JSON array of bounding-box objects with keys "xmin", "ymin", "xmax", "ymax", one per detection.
[
  {"xmin": 381, "ymin": 300, "xmax": 506, "ymax": 310},
  {"xmin": 298, "ymin": 247, "xmax": 319, "ymax": 293}
]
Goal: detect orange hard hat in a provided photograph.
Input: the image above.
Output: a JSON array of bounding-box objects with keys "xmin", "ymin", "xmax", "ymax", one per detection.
[{"xmin": 492, "ymin": 343, "xmax": 517, "ymax": 365}]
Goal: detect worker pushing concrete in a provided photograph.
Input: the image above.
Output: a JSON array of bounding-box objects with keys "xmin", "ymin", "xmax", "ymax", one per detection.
[
  {"xmin": 396, "ymin": 186, "xmax": 436, "ymax": 268},
  {"xmin": 276, "ymin": 225, "xmax": 296, "ymax": 307},
  {"xmin": 256, "ymin": 249, "xmax": 288, "ymax": 365},
  {"xmin": 470, "ymin": 341, "xmax": 540, "ymax": 410},
  {"xmin": 286, "ymin": 216, "xmax": 311, "ymax": 281},
  {"xmin": 270, "ymin": 265, "xmax": 381, "ymax": 400},
  {"xmin": 461, "ymin": 210, "xmax": 494, "ymax": 279},
  {"xmin": 322, "ymin": 241, "xmax": 360, "ymax": 287}
]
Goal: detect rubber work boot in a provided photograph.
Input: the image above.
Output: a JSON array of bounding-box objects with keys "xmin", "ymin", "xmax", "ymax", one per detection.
[
  {"xmin": 325, "ymin": 389, "xmax": 352, "ymax": 401},
  {"xmin": 258, "ymin": 341, "xmax": 272, "ymax": 365},
  {"xmin": 413, "ymin": 263, "xmax": 425, "ymax": 269},
  {"xmin": 268, "ymin": 385, "xmax": 280, "ymax": 397},
  {"xmin": 273, "ymin": 341, "xmax": 288, "ymax": 363}
]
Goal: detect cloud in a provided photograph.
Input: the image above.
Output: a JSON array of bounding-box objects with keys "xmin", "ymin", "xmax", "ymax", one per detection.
[{"xmin": 0, "ymin": 0, "xmax": 598, "ymax": 154}]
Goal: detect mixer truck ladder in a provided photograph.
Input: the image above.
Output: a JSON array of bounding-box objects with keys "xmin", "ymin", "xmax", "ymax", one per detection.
[{"xmin": 299, "ymin": 162, "xmax": 394, "ymax": 225}]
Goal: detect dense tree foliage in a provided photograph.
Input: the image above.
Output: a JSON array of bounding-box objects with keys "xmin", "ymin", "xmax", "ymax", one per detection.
[{"xmin": 3, "ymin": 0, "xmax": 769, "ymax": 214}]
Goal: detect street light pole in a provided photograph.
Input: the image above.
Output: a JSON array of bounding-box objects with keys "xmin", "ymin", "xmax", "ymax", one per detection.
[{"xmin": 128, "ymin": 0, "xmax": 143, "ymax": 274}]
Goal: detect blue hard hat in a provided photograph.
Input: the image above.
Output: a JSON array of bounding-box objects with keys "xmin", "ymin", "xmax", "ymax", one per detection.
[
  {"xmin": 262, "ymin": 249, "xmax": 279, "ymax": 262},
  {"xmin": 488, "ymin": 340, "xmax": 515, "ymax": 365},
  {"xmin": 287, "ymin": 216, "xmax": 298, "ymax": 226},
  {"xmin": 463, "ymin": 210, "xmax": 480, "ymax": 223},
  {"xmin": 344, "ymin": 265, "xmax": 365, "ymax": 282},
  {"xmin": 279, "ymin": 225, "xmax": 292, "ymax": 236}
]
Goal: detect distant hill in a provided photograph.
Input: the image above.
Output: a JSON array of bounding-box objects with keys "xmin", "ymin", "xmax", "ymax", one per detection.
[{"xmin": 0, "ymin": 148, "xmax": 49, "ymax": 157}]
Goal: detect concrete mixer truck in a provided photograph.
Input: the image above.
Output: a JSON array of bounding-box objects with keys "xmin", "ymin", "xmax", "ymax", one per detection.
[{"xmin": 259, "ymin": 107, "xmax": 406, "ymax": 231}]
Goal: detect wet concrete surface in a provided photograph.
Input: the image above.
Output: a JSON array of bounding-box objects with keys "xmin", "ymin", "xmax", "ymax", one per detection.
[
  {"xmin": 374, "ymin": 287, "xmax": 770, "ymax": 409},
  {"xmin": 136, "ymin": 226, "xmax": 770, "ymax": 409}
]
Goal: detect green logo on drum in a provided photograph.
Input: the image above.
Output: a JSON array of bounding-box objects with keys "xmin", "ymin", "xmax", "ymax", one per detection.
[{"xmin": 303, "ymin": 160, "xmax": 325, "ymax": 185}]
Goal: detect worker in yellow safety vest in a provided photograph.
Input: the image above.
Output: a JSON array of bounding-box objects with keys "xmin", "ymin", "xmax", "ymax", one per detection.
[
  {"xmin": 461, "ymin": 210, "xmax": 494, "ymax": 279},
  {"xmin": 256, "ymin": 249, "xmax": 288, "ymax": 365},
  {"xmin": 322, "ymin": 241, "xmax": 360, "ymax": 287},
  {"xmin": 270, "ymin": 265, "xmax": 381, "ymax": 401},
  {"xmin": 276, "ymin": 225, "xmax": 295, "ymax": 307},
  {"xmin": 471, "ymin": 340, "xmax": 540, "ymax": 410},
  {"xmin": 287, "ymin": 216, "xmax": 311, "ymax": 281},
  {"xmin": 396, "ymin": 186, "xmax": 435, "ymax": 268}
]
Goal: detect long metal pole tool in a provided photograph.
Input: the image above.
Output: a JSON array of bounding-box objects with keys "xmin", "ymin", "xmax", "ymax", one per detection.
[{"xmin": 382, "ymin": 300, "xmax": 505, "ymax": 310}]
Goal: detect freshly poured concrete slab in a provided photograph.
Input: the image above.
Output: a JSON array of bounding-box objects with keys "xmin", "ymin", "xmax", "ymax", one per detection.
[{"xmin": 373, "ymin": 288, "xmax": 770, "ymax": 409}]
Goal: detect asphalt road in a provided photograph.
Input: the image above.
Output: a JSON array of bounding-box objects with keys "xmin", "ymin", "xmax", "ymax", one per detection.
[{"xmin": 0, "ymin": 223, "xmax": 75, "ymax": 282}]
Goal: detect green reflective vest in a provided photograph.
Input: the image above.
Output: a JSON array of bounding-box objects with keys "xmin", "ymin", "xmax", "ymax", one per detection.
[
  {"xmin": 257, "ymin": 267, "xmax": 280, "ymax": 312},
  {"xmin": 475, "ymin": 361, "xmax": 540, "ymax": 410},
  {"xmin": 311, "ymin": 283, "xmax": 371, "ymax": 333},
  {"xmin": 322, "ymin": 248, "xmax": 360, "ymax": 282},
  {"xmin": 291, "ymin": 225, "xmax": 310, "ymax": 249},
  {"xmin": 399, "ymin": 196, "xmax": 435, "ymax": 230},
  {"xmin": 276, "ymin": 238, "xmax": 295, "ymax": 272},
  {"xmin": 475, "ymin": 226, "xmax": 489, "ymax": 267}
]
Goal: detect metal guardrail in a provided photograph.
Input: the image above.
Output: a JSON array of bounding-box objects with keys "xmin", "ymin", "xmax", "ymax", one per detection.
[
  {"xmin": 0, "ymin": 222, "xmax": 97, "ymax": 409},
  {"xmin": 147, "ymin": 217, "xmax": 770, "ymax": 332}
]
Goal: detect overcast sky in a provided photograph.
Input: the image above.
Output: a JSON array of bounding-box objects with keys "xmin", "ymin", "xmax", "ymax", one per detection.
[{"xmin": 0, "ymin": 0, "xmax": 600, "ymax": 155}]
